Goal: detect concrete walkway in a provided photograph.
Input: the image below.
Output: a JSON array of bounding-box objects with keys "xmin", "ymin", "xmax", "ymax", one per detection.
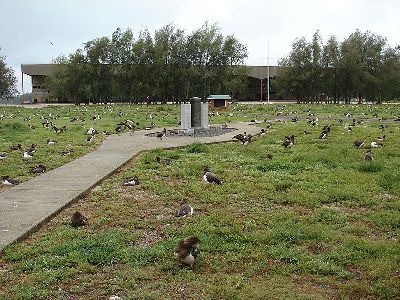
[{"xmin": 0, "ymin": 122, "xmax": 261, "ymax": 252}]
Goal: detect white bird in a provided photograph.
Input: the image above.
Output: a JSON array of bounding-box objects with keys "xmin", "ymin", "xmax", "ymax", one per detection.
[
  {"xmin": 23, "ymin": 151, "xmax": 33, "ymax": 160},
  {"xmin": 371, "ymin": 141, "xmax": 383, "ymax": 148},
  {"xmin": 86, "ymin": 127, "xmax": 96, "ymax": 135}
]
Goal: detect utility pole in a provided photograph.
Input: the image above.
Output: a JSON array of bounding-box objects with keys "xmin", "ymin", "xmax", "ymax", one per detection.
[{"xmin": 267, "ymin": 40, "xmax": 270, "ymax": 104}]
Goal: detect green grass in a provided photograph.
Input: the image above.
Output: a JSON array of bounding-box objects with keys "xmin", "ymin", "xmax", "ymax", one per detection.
[{"xmin": 0, "ymin": 103, "xmax": 400, "ymax": 299}]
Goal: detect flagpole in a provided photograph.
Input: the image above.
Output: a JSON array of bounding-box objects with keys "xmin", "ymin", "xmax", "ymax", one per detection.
[{"xmin": 267, "ymin": 40, "xmax": 270, "ymax": 104}]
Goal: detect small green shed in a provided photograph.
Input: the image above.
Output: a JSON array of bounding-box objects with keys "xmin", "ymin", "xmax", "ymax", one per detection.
[{"xmin": 207, "ymin": 95, "xmax": 231, "ymax": 109}]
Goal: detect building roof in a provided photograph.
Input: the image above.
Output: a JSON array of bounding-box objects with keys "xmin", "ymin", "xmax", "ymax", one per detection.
[
  {"xmin": 207, "ymin": 95, "xmax": 232, "ymax": 100},
  {"xmin": 247, "ymin": 66, "xmax": 279, "ymax": 79},
  {"xmin": 21, "ymin": 64, "xmax": 280, "ymax": 79},
  {"xmin": 21, "ymin": 64, "xmax": 58, "ymax": 76}
]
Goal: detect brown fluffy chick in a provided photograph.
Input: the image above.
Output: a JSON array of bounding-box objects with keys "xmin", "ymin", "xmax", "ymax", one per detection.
[
  {"xmin": 70, "ymin": 211, "xmax": 87, "ymax": 227},
  {"xmin": 174, "ymin": 236, "xmax": 200, "ymax": 267}
]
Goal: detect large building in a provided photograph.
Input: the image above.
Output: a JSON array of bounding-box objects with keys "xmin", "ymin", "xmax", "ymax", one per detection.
[
  {"xmin": 21, "ymin": 64, "xmax": 57, "ymax": 103},
  {"xmin": 21, "ymin": 64, "xmax": 280, "ymax": 103}
]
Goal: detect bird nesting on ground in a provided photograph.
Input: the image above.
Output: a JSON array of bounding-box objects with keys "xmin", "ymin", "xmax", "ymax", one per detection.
[
  {"xmin": 10, "ymin": 144, "xmax": 22, "ymax": 151},
  {"xmin": 354, "ymin": 140, "xmax": 364, "ymax": 148},
  {"xmin": 232, "ymin": 132, "xmax": 252, "ymax": 145},
  {"xmin": 29, "ymin": 164, "xmax": 46, "ymax": 174},
  {"xmin": 47, "ymin": 139, "xmax": 57, "ymax": 145},
  {"xmin": 308, "ymin": 117, "xmax": 319, "ymax": 126},
  {"xmin": 115, "ymin": 125, "xmax": 124, "ymax": 133},
  {"xmin": 282, "ymin": 135, "xmax": 295, "ymax": 148},
  {"xmin": 26, "ymin": 144, "xmax": 37, "ymax": 153},
  {"xmin": 371, "ymin": 141, "xmax": 384, "ymax": 148},
  {"xmin": 253, "ymin": 129, "xmax": 266, "ymax": 139},
  {"xmin": 174, "ymin": 236, "xmax": 199, "ymax": 267},
  {"xmin": 364, "ymin": 150, "xmax": 373, "ymax": 161},
  {"xmin": 0, "ymin": 153, "xmax": 7, "ymax": 159},
  {"xmin": 203, "ymin": 166, "xmax": 222, "ymax": 184},
  {"xmin": 70, "ymin": 211, "xmax": 87, "ymax": 227},
  {"xmin": 175, "ymin": 202, "xmax": 194, "ymax": 217},
  {"xmin": 319, "ymin": 125, "xmax": 331, "ymax": 139},
  {"xmin": 376, "ymin": 135, "xmax": 385, "ymax": 142},
  {"xmin": 86, "ymin": 127, "xmax": 97, "ymax": 135},
  {"xmin": 87, "ymin": 135, "xmax": 95, "ymax": 142},
  {"xmin": 22, "ymin": 151, "xmax": 33, "ymax": 160},
  {"xmin": 53, "ymin": 125, "xmax": 67, "ymax": 134},
  {"xmin": 265, "ymin": 154, "xmax": 273, "ymax": 160},
  {"xmin": 123, "ymin": 176, "xmax": 140, "ymax": 186},
  {"xmin": 117, "ymin": 120, "xmax": 136, "ymax": 131},
  {"xmin": 1, "ymin": 175, "xmax": 20, "ymax": 185},
  {"xmin": 156, "ymin": 156, "xmax": 171, "ymax": 165}
]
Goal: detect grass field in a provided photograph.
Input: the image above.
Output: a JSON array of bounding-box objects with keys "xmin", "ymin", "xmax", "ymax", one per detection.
[{"xmin": 0, "ymin": 103, "xmax": 399, "ymax": 299}]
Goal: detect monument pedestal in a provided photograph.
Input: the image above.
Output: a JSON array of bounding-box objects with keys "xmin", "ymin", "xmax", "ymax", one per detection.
[{"xmin": 181, "ymin": 97, "xmax": 209, "ymax": 133}]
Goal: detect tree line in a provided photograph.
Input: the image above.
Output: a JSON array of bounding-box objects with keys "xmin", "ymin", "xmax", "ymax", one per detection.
[
  {"xmin": 0, "ymin": 48, "xmax": 17, "ymax": 99},
  {"xmin": 275, "ymin": 30, "xmax": 400, "ymax": 103},
  {"xmin": 48, "ymin": 23, "xmax": 249, "ymax": 104}
]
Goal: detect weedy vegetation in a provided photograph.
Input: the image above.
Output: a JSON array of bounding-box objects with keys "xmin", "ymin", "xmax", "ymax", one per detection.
[{"xmin": 0, "ymin": 103, "xmax": 399, "ymax": 299}]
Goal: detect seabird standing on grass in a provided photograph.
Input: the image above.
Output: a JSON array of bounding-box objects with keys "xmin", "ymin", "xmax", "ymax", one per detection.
[{"xmin": 174, "ymin": 236, "xmax": 199, "ymax": 267}]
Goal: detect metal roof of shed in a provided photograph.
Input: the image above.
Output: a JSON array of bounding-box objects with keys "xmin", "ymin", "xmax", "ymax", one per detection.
[{"xmin": 207, "ymin": 95, "xmax": 232, "ymax": 100}]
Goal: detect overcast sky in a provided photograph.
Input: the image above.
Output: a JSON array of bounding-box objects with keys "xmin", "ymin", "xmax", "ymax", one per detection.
[{"xmin": 1, "ymin": 0, "xmax": 399, "ymax": 94}]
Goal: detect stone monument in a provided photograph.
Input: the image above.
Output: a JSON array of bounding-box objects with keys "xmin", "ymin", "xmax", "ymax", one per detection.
[{"xmin": 181, "ymin": 97, "xmax": 208, "ymax": 133}]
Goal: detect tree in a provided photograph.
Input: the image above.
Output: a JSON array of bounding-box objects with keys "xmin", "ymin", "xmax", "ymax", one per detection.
[
  {"xmin": 0, "ymin": 48, "xmax": 17, "ymax": 98},
  {"xmin": 275, "ymin": 37, "xmax": 313, "ymax": 102},
  {"xmin": 277, "ymin": 30, "xmax": 397, "ymax": 103},
  {"xmin": 47, "ymin": 23, "xmax": 248, "ymax": 103},
  {"xmin": 321, "ymin": 36, "xmax": 340, "ymax": 103}
]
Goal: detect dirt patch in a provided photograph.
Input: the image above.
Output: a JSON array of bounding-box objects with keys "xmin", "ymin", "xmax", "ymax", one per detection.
[
  {"xmin": 307, "ymin": 243, "xmax": 331, "ymax": 254},
  {"xmin": 324, "ymin": 204, "xmax": 370, "ymax": 215},
  {"xmin": 135, "ymin": 229, "xmax": 165, "ymax": 248}
]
